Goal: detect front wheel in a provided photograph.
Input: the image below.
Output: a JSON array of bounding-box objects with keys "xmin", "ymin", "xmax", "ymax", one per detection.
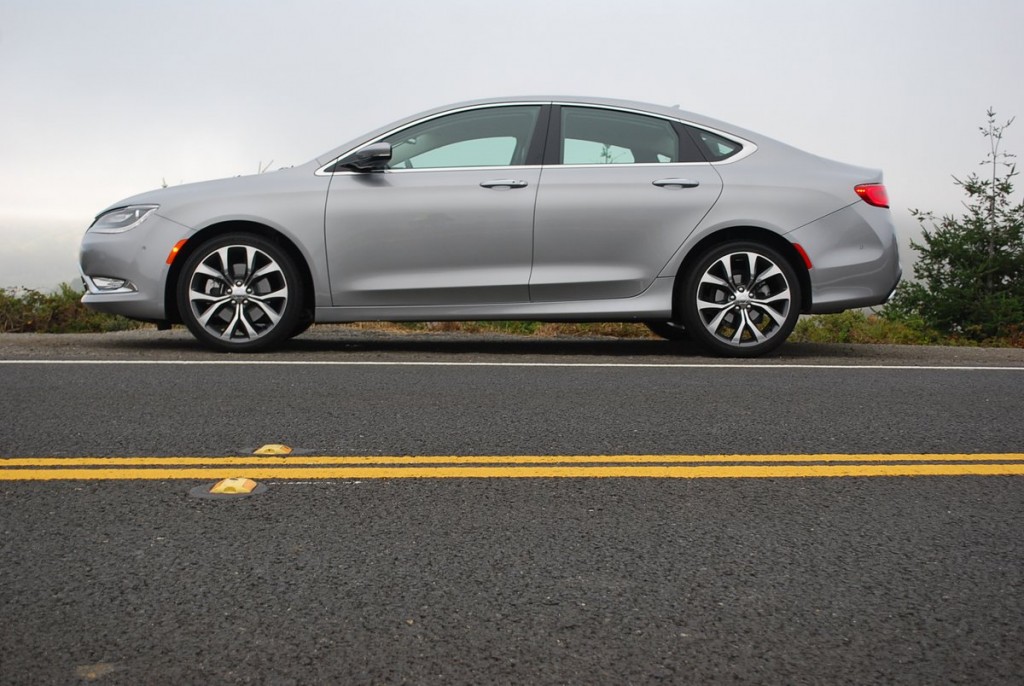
[
  {"xmin": 679, "ymin": 242, "xmax": 801, "ymax": 357},
  {"xmin": 177, "ymin": 233, "xmax": 304, "ymax": 352}
]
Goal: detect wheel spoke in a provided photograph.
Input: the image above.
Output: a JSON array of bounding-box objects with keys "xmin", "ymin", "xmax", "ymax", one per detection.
[
  {"xmin": 734, "ymin": 309, "xmax": 766, "ymax": 344},
  {"xmin": 189, "ymin": 289, "xmax": 230, "ymax": 304},
  {"xmin": 716, "ymin": 256, "xmax": 735, "ymax": 284},
  {"xmin": 245, "ymin": 246, "xmax": 259, "ymax": 279},
  {"xmin": 744, "ymin": 252, "xmax": 759, "ymax": 284},
  {"xmin": 247, "ymin": 297, "xmax": 284, "ymax": 325},
  {"xmin": 217, "ymin": 304, "xmax": 243, "ymax": 339},
  {"xmin": 195, "ymin": 262, "xmax": 228, "ymax": 283},
  {"xmin": 751, "ymin": 288, "xmax": 791, "ymax": 325},
  {"xmin": 238, "ymin": 307, "xmax": 260, "ymax": 338},
  {"xmin": 730, "ymin": 311, "xmax": 747, "ymax": 345},
  {"xmin": 216, "ymin": 248, "xmax": 234, "ymax": 278},
  {"xmin": 751, "ymin": 263, "xmax": 782, "ymax": 288},
  {"xmin": 696, "ymin": 297, "xmax": 730, "ymax": 313},
  {"xmin": 197, "ymin": 300, "xmax": 231, "ymax": 327},
  {"xmin": 249, "ymin": 261, "xmax": 281, "ymax": 282},
  {"xmin": 250, "ymin": 285, "xmax": 288, "ymax": 303},
  {"xmin": 705, "ymin": 303, "xmax": 737, "ymax": 333},
  {"xmin": 699, "ymin": 271, "xmax": 732, "ymax": 290}
]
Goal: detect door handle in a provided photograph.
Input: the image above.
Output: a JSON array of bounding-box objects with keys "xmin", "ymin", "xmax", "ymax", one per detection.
[
  {"xmin": 652, "ymin": 178, "xmax": 700, "ymax": 188},
  {"xmin": 480, "ymin": 179, "xmax": 529, "ymax": 189}
]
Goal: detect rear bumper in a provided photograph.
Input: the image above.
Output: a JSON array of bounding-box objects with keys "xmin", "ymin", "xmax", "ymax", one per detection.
[{"xmin": 787, "ymin": 202, "xmax": 902, "ymax": 313}]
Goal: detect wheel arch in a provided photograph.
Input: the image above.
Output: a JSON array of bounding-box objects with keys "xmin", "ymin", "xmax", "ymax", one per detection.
[
  {"xmin": 164, "ymin": 220, "xmax": 315, "ymax": 324},
  {"xmin": 673, "ymin": 226, "xmax": 812, "ymax": 315}
]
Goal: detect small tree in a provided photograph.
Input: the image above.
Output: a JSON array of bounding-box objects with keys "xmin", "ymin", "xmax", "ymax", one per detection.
[{"xmin": 885, "ymin": 109, "xmax": 1024, "ymax": 340}]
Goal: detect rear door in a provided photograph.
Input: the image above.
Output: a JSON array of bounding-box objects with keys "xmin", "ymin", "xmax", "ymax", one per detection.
[{"xmin": 530, "ymin": 105, "xmax": 722, "ymax": 301}]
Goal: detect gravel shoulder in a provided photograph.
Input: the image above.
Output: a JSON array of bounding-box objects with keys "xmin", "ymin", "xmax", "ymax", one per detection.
[{"xmin": 1, "ymin": 326, "xmax": 1023, "ymax": 366}]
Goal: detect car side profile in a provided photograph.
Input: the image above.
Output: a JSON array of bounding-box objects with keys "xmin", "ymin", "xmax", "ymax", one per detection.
[{"xmin": 79, "ymin": 96, "xmax": 901, "ymax": 357}]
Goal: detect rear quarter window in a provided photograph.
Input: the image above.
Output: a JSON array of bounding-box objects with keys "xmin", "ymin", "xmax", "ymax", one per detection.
[{"xmin": 686, "ymin": 125, "xmax": 743, "ymax": 161}]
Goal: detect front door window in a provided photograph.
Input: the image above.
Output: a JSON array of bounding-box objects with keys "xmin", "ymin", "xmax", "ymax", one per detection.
[{"xmin": 383, "ymin": 106, "xmax": 541, "ymax": 169}]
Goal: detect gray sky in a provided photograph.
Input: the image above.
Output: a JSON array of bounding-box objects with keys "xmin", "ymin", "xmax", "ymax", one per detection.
[{"xmin": 2, "ymin": 0, "xmax": 1023, "ymax": 289}]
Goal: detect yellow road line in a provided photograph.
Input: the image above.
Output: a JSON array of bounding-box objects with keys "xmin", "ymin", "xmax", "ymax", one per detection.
[
  {"xmin": 3, "ymin": 453, "xmax": 1024, "ymax": 467},
  {"xmin": 2, "ymin": 463, "xmax": 1024, "ymax": 480}
]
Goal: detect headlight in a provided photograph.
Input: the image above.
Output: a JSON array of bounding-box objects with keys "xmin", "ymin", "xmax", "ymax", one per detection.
[{"xmin": 89, "ymin": 205, "xmax": 159, "ymax": 233}]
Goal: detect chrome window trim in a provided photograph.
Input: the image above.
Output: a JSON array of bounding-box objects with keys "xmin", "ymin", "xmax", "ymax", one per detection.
[
  {"xmin": 326, "ymin": 161, "xmax": 712, "ymax": 176},
  {"xmin": 544, "ymin": 161, "xmax": 712, "ymax": 170},
  {"xmin": 316, "ymin": 100, "xmax": 757, "ymax": 176},
  {"xmin": 326, "ymin": 164, "xmax": 542, "ymax": 176}
]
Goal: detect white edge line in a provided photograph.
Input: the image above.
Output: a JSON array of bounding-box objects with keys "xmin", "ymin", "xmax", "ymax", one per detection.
[{"xmin": 0, "ymin": 360, "xmax": 1022, "ymax": 371}]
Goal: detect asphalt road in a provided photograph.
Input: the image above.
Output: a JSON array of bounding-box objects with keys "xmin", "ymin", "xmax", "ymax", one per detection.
[{"xmin": 2, "ymin": 329, "xmax": 1023, "ymax": 684}]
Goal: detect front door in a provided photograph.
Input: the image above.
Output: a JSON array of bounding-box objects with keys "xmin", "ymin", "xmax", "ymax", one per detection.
[{"xmin": 324, "ymin": 105, "xmax": 544, "ymax": 307}]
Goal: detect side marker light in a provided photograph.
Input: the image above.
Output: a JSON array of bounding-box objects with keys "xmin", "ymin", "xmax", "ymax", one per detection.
[
  {"xmin": 166, "ymin": 239, "xmax": 188, "ymax": 265},
  {"xmin": 793, "ymin": 243, "xmax": 813, "ymax": 269}
]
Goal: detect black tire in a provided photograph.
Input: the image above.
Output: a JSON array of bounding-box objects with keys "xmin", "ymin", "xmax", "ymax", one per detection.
[
  {"xmin": 176, "ymin": 233, "xmax": 304, "ymax": 352},
  {"xmin": 289, "ymin": 314, "xmax": 315, "ymax": 339},
  {"xmin": 645, "ymin": 320, "xmax": 688, "ymax": 341},
  {"xmin": 679, "ymin": 241, "xmax": 801, "ymax": 357}
]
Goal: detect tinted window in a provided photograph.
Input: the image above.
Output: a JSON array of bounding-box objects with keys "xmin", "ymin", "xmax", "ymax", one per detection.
[
  {"xmin": 383, "ymin": 106, "xmax": 541, "ymax": 169},
  {"xmin": 686, "ymin": 125, "xmax": 743, "ymax": 161},
  {"xmin": 560, "ymin": 107, "xmax": 679, "ymax": 165}
]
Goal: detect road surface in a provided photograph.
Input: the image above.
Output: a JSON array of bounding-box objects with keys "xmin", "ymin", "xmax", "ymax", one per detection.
[{"xmin": 1, "ymin": 328, "xmax": 1022, "ymax": 684}]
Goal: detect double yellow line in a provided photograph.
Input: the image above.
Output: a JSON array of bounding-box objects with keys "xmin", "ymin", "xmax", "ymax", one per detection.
[{"xmin": 2, "ymin": 454, "xmax": 1024, "ymax": 480}]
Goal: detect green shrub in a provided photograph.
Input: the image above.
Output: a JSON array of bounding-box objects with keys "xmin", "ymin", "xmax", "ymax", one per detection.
[
  {"xmin": 0, "ymin": 283, "xmax": 144, "ymax": 333},
  {"xmin": 883, "ymin": 109, "xmax": 1024, "ymax": 341}
]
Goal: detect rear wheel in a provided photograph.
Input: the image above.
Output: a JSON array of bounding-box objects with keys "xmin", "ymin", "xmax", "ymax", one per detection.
[
  {"xmin": 680, "ymin": 241, "xmax": 801, "ymax": 357},
  {"xmin": 177, "ymin": 233, "xmax": 303, "ymax": 352}
]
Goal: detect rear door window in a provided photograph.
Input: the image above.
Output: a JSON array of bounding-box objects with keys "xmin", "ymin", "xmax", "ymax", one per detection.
[{"xmin": 560, "ymin": 107, "xmax": 683, "ymax": 165}]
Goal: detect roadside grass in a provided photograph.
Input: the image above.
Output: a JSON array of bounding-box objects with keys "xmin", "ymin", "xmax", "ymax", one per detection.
[
  {"xmin": 2, "ymin": 285, "xmax": 1021, "ymax": 348},
  {"xmin": 789, "ymin": 310, "xmax": 941, "ymax": 345},
  {"xmin": 0, "ymin": 283, "xmax": 143, "ymax": 333},
  {"xmin": 789, "ymin": 310, "xmax": 1024, "ymax": 348}
]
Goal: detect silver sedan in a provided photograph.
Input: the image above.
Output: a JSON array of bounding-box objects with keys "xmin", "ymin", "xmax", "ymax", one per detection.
[{"xmin": 79, "ymin": 96, "xmax": 901, "ymax": 356}]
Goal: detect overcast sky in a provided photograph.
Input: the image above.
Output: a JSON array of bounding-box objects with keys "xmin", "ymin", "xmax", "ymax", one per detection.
[{"xmin": 2, "ymin": 0, "xmax": 1023, "ymax": 289}]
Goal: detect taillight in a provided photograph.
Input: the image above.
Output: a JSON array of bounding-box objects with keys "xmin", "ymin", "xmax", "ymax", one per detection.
[{"xmin": 855, "ymin": 183, "xmax": 889, "ymax": 208}]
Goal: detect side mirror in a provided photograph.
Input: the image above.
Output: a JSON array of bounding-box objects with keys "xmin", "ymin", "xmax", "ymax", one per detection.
[{"xmin": 338, "ymin": 142, "xmax": 392, "ymax": 172}]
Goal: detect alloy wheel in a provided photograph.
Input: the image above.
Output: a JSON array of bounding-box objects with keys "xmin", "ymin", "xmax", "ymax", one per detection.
[
  {"xmin": 688, "ymin": 247, "xmax": 797, "ymax": 353},
  {"xmin": 185, "ymin": 242, "xmax": 291, "ymax": 343}
]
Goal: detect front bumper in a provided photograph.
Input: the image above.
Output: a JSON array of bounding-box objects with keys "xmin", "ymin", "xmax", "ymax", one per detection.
[{"xmin": 79, "ymin": 213, "xmax": 192, "ymax": 321}]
